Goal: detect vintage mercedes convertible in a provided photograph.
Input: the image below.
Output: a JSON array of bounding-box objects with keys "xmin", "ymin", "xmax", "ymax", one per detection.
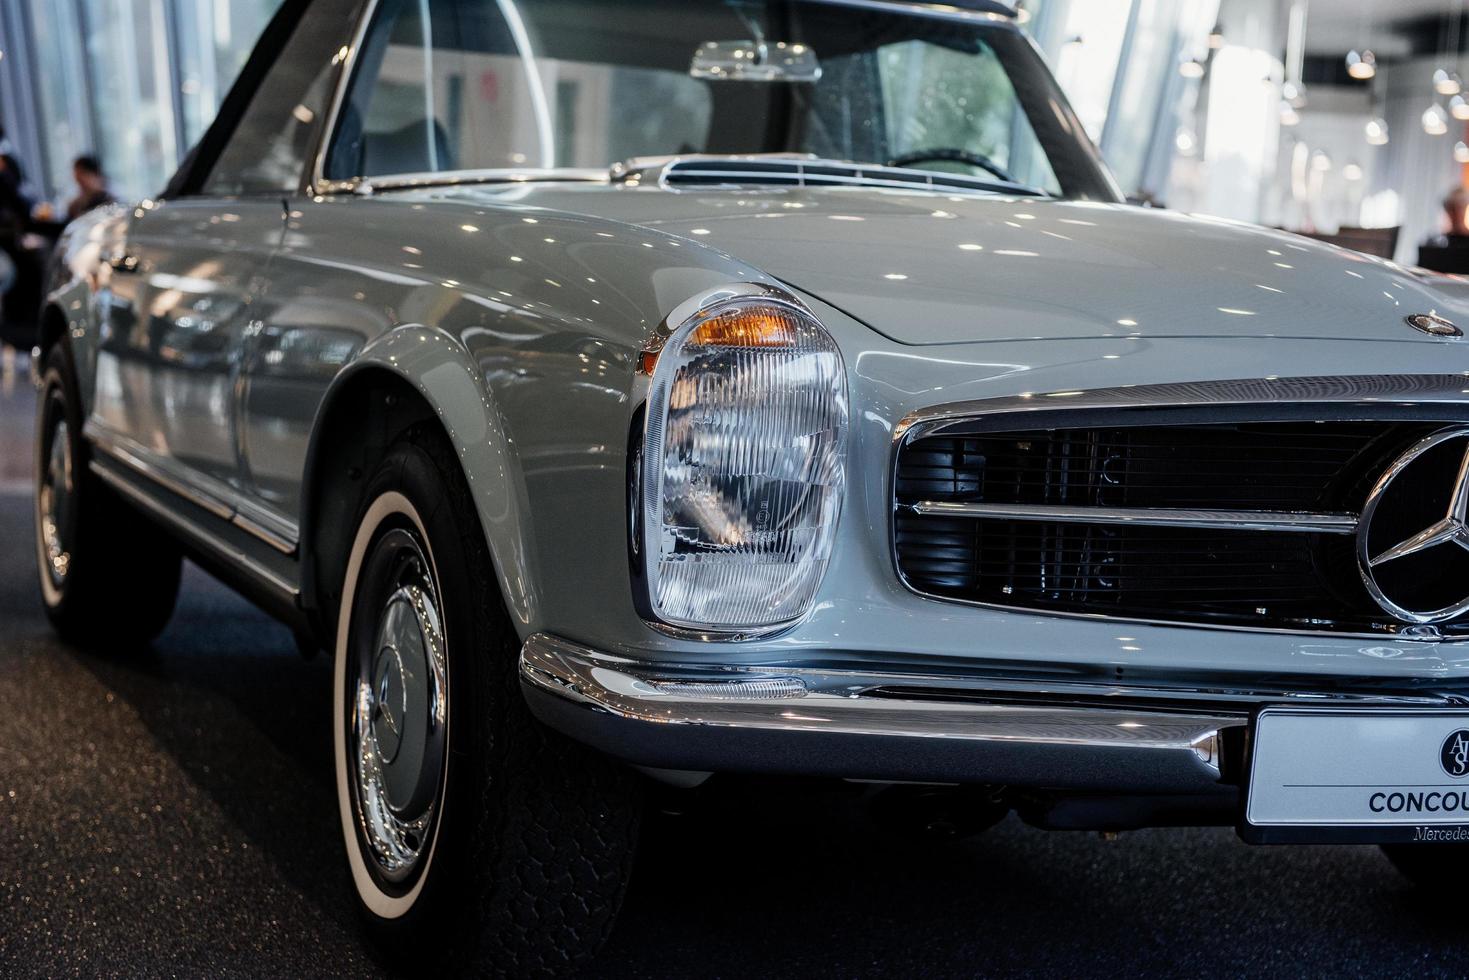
[{"xmin": 32, "ymin": 0, "xmax": 1469, "ymax": 971}]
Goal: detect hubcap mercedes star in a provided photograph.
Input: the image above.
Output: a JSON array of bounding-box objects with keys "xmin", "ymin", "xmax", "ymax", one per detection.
[
  {"xmin": 350, "ymin": 543, "xmax": 448, "ymax": 883},
  {"xmin": 1358, "ymin": 427, "xmax": 1469, "ymax": 625},
  {"xmin": 38, "ymin": 413, "xmax": 74, "ymax": 589}
]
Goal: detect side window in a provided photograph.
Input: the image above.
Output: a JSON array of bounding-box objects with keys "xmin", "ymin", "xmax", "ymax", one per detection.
[
  {"xmin": 201, "ymin": 0, "xmax": 361, "ymax": 196},
  {"xmin": 326, "ymin": 0, "xmax": 518, "ymax": 180}
]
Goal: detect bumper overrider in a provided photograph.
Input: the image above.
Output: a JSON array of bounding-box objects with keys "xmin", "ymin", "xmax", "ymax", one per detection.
[{"xmin": 520, "ymin": 633, "xmax": 1236, "ymax": 793}]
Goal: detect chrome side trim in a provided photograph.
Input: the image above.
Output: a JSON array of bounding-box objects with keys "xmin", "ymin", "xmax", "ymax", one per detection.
[
  {"xmin": 92, "ymin": 430, "xmax": 233, "ymax": 521},
  {"xmin": 233, "ymin": 497, "xmax": 300, "ymax": 554},
  {"xmin": 908, "ymin": 501, "xmax": 1359, "ymax": 535},
  {"xmin": 520, "ymin": 633, "xmax": 1230, "ymax": 777},
  {"xmin": 91, "ymin": 459, "xmax": 299, "ymax": 600},
  {"xmin": 88, "ymin": 422, "xmax": 299, "ymax": 554}
]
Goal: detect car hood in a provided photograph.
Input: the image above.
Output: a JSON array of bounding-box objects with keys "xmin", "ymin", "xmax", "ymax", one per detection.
[{"xmin": 480, "ymin": 184, "xmax": 1469, "ymax": 346}]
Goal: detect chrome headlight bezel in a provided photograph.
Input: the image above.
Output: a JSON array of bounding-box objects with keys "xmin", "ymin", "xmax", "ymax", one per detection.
[{"xmin": 630, "ymin": 283, "xmax": 849, "ymax": 640}]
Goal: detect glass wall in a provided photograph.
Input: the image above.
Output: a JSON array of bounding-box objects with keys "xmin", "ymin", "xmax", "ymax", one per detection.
[
  {"xmin": 173, "ymin": 0, "xmax": 284, "ymax": 148},
  {"xmin": 21, "ymin": 0, "xmax": 93, "ymax": 199},
  {"xmin": 0, "ymin": 0, "xmax": 283, "ymax": 206},
  {"xmin": 1029, "ymin": 0, "xmax": 1220, "ymax": 202},
  {"xmin": 80, "ymin": 0, "xmax": 180, "ymax": 202}
]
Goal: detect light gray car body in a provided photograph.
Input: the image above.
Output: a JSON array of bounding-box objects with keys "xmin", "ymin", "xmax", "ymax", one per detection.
[{"xmin": 36, "ymin": 0, "xmax": 1469, "ymax": 812}]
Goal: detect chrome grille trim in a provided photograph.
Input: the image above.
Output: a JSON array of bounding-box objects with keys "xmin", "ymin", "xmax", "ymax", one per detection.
[
  {"xmin": 894, "ymin": 375, "xmax": 1469, "ymax": 444},
  {"xmin": 905, "ymin": 501, "xmax": 1360, "ymax": 535},
  {"xmin": 889, "ymin": 377, "xmax": 1469, "ymax": 638}
]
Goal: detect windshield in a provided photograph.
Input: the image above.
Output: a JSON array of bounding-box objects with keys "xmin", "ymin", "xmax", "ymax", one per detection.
[{"xmin": 325, "ymin": 0, "xmax": 1116, "ymax": 200}]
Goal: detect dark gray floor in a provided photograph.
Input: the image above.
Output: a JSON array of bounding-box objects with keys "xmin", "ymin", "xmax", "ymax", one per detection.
[{"xmin": 1, "ymin": 354, "xmax": 1466, "ymax": 978}]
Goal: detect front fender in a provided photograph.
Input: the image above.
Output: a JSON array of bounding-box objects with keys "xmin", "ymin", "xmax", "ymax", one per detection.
[{"xmin": 301, "ymin": 323, "xmax": 541, "ymax": 632}]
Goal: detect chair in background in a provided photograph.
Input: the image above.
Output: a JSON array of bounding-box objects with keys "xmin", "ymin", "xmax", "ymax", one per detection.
[{"xmin": 1290, "ymin": 226, "xmax": 1401, "ymax": 259}]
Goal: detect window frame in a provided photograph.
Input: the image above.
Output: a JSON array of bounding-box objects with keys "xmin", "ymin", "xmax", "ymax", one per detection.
[
  {"xmin": 309, "ymin": 0, "xmax": 388, "ymax": 194},
  {"xmin": 163, "ymin": 0, "xmax": 369, "ymax": 199},
  {"xmin": 301, "ymin": 0, "xmax": 1118, "ymax": 201},
  {"xmin": 313, "ymin": 0, "xmax": 568, "ymax": 194}
]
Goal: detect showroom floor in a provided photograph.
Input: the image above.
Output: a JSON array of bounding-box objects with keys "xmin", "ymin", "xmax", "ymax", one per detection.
[{"xmin": 1, "ymin": 356, "xmax": 1468, "ymax": 978}]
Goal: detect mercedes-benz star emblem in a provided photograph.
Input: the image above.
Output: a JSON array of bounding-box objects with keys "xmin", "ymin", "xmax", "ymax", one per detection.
[
  {"xmin": 1406, "ymin": 312, "xmax": 1463, "ymax": 338},
  {"xmin": 1443, "ymin": 730, "xmax": 1469, "ymax": 777},
  {"xmin": 1358, "ymin": 427, "xmax": 1469, "ymax": 625}
]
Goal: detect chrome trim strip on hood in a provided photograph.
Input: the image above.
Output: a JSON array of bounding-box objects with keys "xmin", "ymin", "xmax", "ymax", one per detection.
[
  {"xmin": 894, "ymin": 375, "xmax": 1469, "ymax": 443},
  {"xmin": 907, "ymin": 501, "xmax": 1360, "ymax": 535}
]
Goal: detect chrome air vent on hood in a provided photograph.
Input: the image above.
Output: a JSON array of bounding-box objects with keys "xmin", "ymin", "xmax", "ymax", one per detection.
[{"xmin": 614, "ymin": 156, "xmax": 1046, "ymax": 199}]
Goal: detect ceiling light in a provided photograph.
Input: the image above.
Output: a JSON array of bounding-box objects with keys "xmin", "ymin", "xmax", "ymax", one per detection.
[
  {"xmin": 1179, "ymin": 59, "xmax": 1206, "ymax": 79},
  {"xmin": 1437, "ymin": 68, "xmax": 1464, "ymax": 96},
  {"xmin": 1452, "ymin": 95, "xmax": 1469, "ymax": 120},
  {"xmin": 1346, "ymin": 49, "xmax": 1377, "ymax": 80},
  {"xmin": 1365, "ymin": 116, "xmax": 1390, "ymax": 145},
  {"xmin": 1424, "ymin": 102, "xmax": 1450, "ymax": 136},
  {"xmin": 1279, "ymin": 100, "xmax": 1301, "ymax": 127}
]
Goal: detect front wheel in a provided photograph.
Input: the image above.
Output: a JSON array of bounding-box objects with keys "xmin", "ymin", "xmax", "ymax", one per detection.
[{"xmin": 333, "ymin": 428, "xmax": 641, "ymax": 975}]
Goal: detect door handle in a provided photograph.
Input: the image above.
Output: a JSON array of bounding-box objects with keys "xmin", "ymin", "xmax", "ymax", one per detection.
[{"xmin": 108, "ymin": 252, "xmax": 140, "ymax": 274}]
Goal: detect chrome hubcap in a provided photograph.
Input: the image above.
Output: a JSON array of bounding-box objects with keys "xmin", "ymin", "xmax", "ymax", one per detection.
[
  {"xmin": 38, "ymin": 414, "xmax": 73, "ymax": 588},
  {"xmin": 350, "ymin": 535, "xmax": 448, "ymax": 883}
]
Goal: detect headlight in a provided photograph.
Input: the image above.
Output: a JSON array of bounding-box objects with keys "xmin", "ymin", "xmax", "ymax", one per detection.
[{"xmin": 636, "ymin": 286, "xmax": 848, "ymax": 634}]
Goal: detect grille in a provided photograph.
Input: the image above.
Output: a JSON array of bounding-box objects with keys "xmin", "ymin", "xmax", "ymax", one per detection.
[{"xmin": 893, "ymin": 421, "xmax": 1452, "ymax": 633}]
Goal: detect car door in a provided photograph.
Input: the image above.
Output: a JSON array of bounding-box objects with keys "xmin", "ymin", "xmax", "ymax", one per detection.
[
  {"xmin": 90, "ymin": 199, "xmax": 282, "ymax": 493},
  {"xmin": 236, "ymin": 0, "xmax": 515, "ymax": 525},
  {"xmin": 90, "ymin": 0, "xmax": 364, "ymax": 545}
]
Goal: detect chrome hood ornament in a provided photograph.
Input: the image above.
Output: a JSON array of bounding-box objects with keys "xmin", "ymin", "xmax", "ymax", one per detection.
[
  {"xmin": 1359, "ymin": 427, "xmax": 1469, "ymax": 624},
  {"xmin": 1406, "ymin": 313, "xmax": 1463, "ymax": 338}
]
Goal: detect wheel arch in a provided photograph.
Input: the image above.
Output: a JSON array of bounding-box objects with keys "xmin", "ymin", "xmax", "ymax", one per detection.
[
  {"xmin": 37, "ymin": 303, "xmax": 67, "ymax": 358},
  {"xmin": 299, "ymin": 324, "xmax": 540, "ymax": 649}
]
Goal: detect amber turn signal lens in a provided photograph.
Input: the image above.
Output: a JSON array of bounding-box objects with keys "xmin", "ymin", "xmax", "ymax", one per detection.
[{"xmin": 687, "ymin": 305, "xmax": 804, "ymax": 348}]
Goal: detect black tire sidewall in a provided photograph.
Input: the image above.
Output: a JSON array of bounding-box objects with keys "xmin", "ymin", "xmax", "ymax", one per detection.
[
  {"xmin": 334, "ymin": 430, "xmax": 641, "ymax": 974},
  {"xmin": 335, "ymin": 440, "xmax": 498, "ymax": 938},
  {"xmin": 33, "ymin": 343, "xmax": 182, "ymax": 646},
  {"xmin": 35, "ymin": 347, "xmax": 87, "ymax": 617}
]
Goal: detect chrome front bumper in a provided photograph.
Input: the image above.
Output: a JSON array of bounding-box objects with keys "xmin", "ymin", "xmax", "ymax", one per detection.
[{"xmin": 519, "ymin": 634, "xmax": 1240, "ymax": 792}]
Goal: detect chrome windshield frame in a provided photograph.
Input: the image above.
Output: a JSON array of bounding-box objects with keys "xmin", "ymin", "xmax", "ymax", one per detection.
[{"xmin": 305, "ymin": 0, "xmax": 1106, "ymax": 199}]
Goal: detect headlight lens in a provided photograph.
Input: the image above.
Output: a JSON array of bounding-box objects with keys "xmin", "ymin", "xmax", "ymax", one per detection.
[{"xmin": 640, "ymin": 293, "xmax": 848, "ymax": 632}]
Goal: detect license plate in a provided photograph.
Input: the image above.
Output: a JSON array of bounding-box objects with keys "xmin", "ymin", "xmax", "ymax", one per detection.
[{"xmin": 1243, "ymin": 706, "xmax": 1469, "ymax": 844}]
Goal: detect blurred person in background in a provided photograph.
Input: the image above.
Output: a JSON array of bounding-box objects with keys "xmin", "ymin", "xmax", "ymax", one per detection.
[
  {"xmin": 1442, "ymin": 186, "xmax": 1469, "ymax": 243},
  {"xmin": 0, "ymin": 154, "xmax": 44, "ymax": 355},
  {"xmin": 1417, "ymin": 186, "xmax": 1469, "ymax": 273},
  {"xmin": 65, "ymin": 155, "xmax": 113, "ymax": 222}
]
